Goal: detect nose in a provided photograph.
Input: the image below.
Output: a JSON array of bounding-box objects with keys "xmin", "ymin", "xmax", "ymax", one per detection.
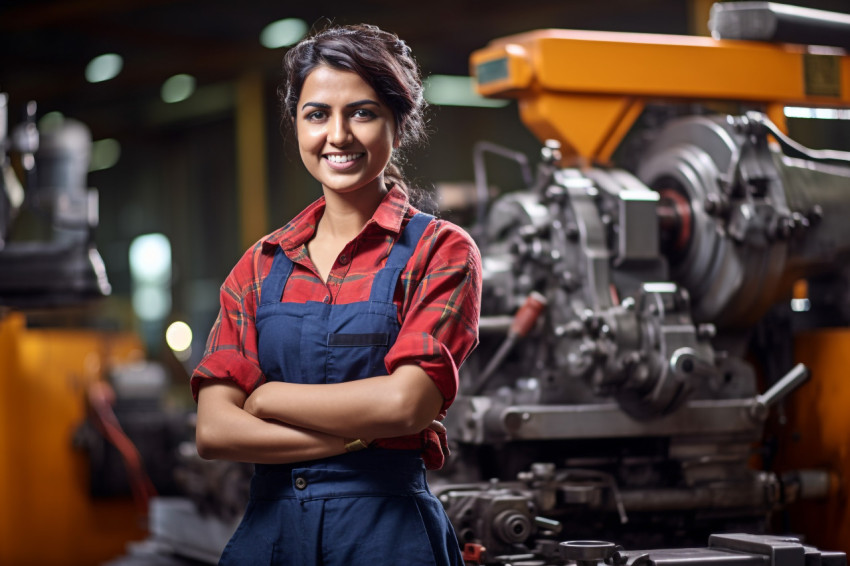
[{"xmin": 328, "ymin": 115, "xmax": 352, "ymax": 146}]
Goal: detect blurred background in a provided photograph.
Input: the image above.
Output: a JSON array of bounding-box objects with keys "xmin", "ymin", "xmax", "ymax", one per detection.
[{"xmin": 2, "ymin": 1, "xmax": 850, "ymax": 565}]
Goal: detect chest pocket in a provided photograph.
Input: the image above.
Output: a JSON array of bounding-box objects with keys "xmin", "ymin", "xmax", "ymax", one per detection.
[{"xmin": 325, "ymin": 301, "xmax": 399, "ymax": 383}]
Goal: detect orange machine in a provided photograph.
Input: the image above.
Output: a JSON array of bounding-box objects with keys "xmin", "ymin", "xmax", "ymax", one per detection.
[
  {"xmin": 470, "ymin": 28, "xmax": 850, "ymax": 164},
  {"xmin": 0, "ymin": 311, "xmax": 148, "ymax": 566}
]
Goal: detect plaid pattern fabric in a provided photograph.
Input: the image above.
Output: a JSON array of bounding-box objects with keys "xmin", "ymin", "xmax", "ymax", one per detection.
[{"xmin": 191, "ymin": 186, "xmax": 481, "ymax": 468}]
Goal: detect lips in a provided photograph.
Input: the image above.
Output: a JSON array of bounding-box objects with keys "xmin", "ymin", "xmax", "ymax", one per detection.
[{"xmin": 324, "ymin": 152, "xmax": 364, "ymax": 171}]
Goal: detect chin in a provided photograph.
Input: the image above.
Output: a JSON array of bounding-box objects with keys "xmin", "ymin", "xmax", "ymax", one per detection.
[{"xmin": 323, "ymin": 177, "xmax": 385, "ymax": 196}]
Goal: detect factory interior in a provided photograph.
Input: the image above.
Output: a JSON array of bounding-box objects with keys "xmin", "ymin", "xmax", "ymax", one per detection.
[{"xmin": 2, "ymin": 0, "xmax": 850, "ymax": 564}]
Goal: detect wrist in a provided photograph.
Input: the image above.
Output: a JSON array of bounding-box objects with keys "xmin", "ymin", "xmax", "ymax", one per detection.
[{"xmin": 343, "ymin": 438, "xmax": 370, "ymax": 452}]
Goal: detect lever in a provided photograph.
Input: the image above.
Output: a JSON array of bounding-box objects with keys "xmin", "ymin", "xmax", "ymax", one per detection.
[
  {"xmin": 470, "ymin": 291, "xmax": 547, "ymax": 395},
  {"xmin": 749, "ymin": 363, "xmax": 810, "ymax": 421}
]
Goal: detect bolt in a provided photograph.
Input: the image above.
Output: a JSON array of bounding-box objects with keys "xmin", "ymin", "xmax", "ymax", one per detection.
[
  {"xmin": 546, "ymin": 185, "xmax": 567, "ymax": 200},
  {"xmin": 557, "ymin": 320, "xmax": 585, "ymax": 338},
  {"xmin": 562, "ymin": 271, "xmax": 582, "ymax": 291},
  {"xmin": 518, "ymin": 225, "xmax": 538, "ymax": 239},
  {"xmin": 697, "ymin": 323, "xmax": 716, "ymax": 339},
  {"xmin": 541, "ymin": 139, "xmax": 562, "ymax": 163},
  {"xmin": 778, "ymin": 216, "xmax": 794, "ymax": 239},
  {"xmin": 531, "ymin": 462, "xmax": 556, "ymax": 479},
  {"xmin": 791, "ymin": 212, "xmax": 809, "ymax": 233}
]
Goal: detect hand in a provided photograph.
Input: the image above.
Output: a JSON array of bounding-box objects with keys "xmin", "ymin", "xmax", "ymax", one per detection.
[
  {"xmin": 426, "ymin": 418, "xmax": 451, "ymax": 458},
  {"xmin": 243, "ymin": 385, "xmax": 266, "ymax": 418},
  {"xmin": 426, "ymin": 419, "xmax": 446, "ymax": 435}
]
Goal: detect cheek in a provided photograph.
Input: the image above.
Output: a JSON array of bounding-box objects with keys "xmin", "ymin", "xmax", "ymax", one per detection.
[
  {"xmin": 296, "ymin": 126, "xmax": 324, "ymax": 157},
  {"xmin": 367, "ymin": 124, "xmax": 395, "ymax": 157}
]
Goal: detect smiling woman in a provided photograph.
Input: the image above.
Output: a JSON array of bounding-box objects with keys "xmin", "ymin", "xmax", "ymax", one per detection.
[{"xmin": 191, "ymin": 24, "xmax": 482, "ymax": 566}]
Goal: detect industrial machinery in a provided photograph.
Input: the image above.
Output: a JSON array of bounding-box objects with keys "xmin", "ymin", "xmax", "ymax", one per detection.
[
  {"xmin": 0, "ymin": 94, "xmax": 111, "ymax": 306},
  {"xmin": 427, "ymin": 2, "xmax": 850, "ymax": 563}
]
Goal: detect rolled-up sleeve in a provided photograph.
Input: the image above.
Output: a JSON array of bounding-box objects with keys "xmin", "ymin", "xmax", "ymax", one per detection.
[
  {"xmin": 384, "ymin": 221, "xmax": 482, "ymax": 412},
  {"xmin": 190, "ymin": 247, "xmax": 266, "ymax": 401}
]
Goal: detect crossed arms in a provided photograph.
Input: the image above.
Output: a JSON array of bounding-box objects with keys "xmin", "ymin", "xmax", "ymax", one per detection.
[{"xmin": 195, "ymin": 364, "xmax": 444, "ymax": 464}]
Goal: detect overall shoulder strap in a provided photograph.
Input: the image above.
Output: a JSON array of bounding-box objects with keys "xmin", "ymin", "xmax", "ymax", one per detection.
[
  {"xmin": 369, "ymin": 212, "xmax": 435, "ymax": 303},
  {"xmin": 259, "ymin": 246, "xmax": 295, "ymax": 305}
]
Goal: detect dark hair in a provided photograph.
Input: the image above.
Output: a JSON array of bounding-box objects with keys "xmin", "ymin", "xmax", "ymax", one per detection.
[{"xmin": 280, "ymin": 23, "xmax": 428, "ymax": 193}]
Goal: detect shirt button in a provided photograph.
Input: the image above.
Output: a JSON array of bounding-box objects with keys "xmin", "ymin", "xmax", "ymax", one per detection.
[
  {"xmin": 338, "ymin": 253, "xmax": 349, "ymax": 265},
  {"xmin": 322, "ymin": 295, "xmax": 331, "ymax": 304},
  {"xmin": 294, "ymin": 477, "xmax": 307, "ymax": 490}
]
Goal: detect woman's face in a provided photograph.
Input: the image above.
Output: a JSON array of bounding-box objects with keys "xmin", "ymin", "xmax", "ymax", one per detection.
[{"xmin": 295, "ymin": 65, "xmax": 396, "ymax": 197}]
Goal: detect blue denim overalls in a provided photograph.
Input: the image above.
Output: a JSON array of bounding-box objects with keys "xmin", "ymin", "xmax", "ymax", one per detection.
[{"xmin": 218, "ymin": 212, "xmax": 464, "ymax": 566}]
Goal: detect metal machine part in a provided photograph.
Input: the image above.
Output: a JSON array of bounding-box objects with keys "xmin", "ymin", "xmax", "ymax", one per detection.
[
  {"xmin": 0, "ymin": 93, "xmax": 34, "ymax": 248},
  {"xmin": 639, "ymin": 112, "xmax": 850, "ymax": 328},
  {"xmin": 433, "ymin": 108, "xmax": 848, "ymax": 560},
  {"xmin": 708, "ymin": 2, "xmax": 850, "ymax": 50},
  {"xmin": 0, "ymin": 95, "xmax": 111, "ymax": 307},
  {"xmin": 556, "ymin": 534, "xmax": 846, "ymax": 566}
]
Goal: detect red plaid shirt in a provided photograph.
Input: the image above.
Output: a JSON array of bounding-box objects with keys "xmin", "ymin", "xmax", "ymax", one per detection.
[{"xmin": 191, "ymin": 186, "xmax": 481, "ymax": 469}]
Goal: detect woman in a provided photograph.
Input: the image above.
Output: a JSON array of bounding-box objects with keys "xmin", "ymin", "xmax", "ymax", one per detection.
[{"xmin": 191, "ymin": 24, "xmax": 482, "ymax": 565}]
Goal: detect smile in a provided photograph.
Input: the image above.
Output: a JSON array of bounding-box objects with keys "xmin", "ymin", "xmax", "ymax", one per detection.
[{"xmin": 324, "ymin": 153, "xmax": 364, "ymax": 164}]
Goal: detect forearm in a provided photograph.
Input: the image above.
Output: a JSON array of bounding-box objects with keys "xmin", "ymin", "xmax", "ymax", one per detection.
[
  {"xmin": 196, "ymin": 382, "xmax": 347, "ymax": 464},
  {"xmin": 245, "ymin": 365, "xmax": 443, "ymax": 439}
]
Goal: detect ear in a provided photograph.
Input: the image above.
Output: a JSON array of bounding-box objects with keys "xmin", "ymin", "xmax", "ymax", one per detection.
[{"xmin": 393, "ymin": 133, "xmax": 401, "ymax": 149}]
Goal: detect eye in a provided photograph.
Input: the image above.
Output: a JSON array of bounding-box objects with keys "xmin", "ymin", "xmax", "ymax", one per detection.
[
  {"xmin": 352, "ymin": 108, "xmax": 376, "ymax": 120},
  {"xmin": 305, "ymin": 110, "xmax": 327, "ymax": 122}
]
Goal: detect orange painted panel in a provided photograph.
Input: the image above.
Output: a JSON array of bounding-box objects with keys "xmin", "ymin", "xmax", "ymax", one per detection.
[
  {"xmin": 773, "ymin": 329, "xmax": 850, "ymax": 552},
  {"xmin": 0, "ymin": 312, "xmax": 148, "ymax": 566}
]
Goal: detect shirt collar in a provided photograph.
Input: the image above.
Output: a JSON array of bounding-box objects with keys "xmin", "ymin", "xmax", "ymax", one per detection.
[{"xmin": 262, "ymin": 185, "xmax": 411, "ymax": 253}]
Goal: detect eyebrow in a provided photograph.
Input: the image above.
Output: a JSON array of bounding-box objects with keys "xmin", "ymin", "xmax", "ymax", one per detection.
[{"xmin": 300, "ymin": 99, "xmax": 381, "ymax": 111}]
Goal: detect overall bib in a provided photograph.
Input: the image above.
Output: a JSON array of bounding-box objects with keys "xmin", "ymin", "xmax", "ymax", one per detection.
[{"xmin": 218, "ymin": 213, "xmax": 463, "ymax": 566}]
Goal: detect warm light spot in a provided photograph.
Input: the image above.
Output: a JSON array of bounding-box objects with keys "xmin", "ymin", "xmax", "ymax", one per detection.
[{"xmin": 166, "ymin": 321, "xmax": 193, "ymax": 352}]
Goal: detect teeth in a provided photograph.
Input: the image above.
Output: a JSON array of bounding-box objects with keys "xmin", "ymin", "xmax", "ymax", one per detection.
[{"xmin": 326, "ymin": 153, "xmax": 361, "ymax": 163}]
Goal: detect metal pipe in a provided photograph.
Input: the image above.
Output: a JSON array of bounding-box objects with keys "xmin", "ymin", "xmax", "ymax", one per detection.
[{"xmin": 709, "ymin": 2, "xmax": 850, "ymax": 50}]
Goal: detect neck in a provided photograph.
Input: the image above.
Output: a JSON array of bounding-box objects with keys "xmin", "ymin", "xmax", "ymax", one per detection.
[{"xmin": 318, "ymin": 180, "xmax": 389, "ymax": 240}]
